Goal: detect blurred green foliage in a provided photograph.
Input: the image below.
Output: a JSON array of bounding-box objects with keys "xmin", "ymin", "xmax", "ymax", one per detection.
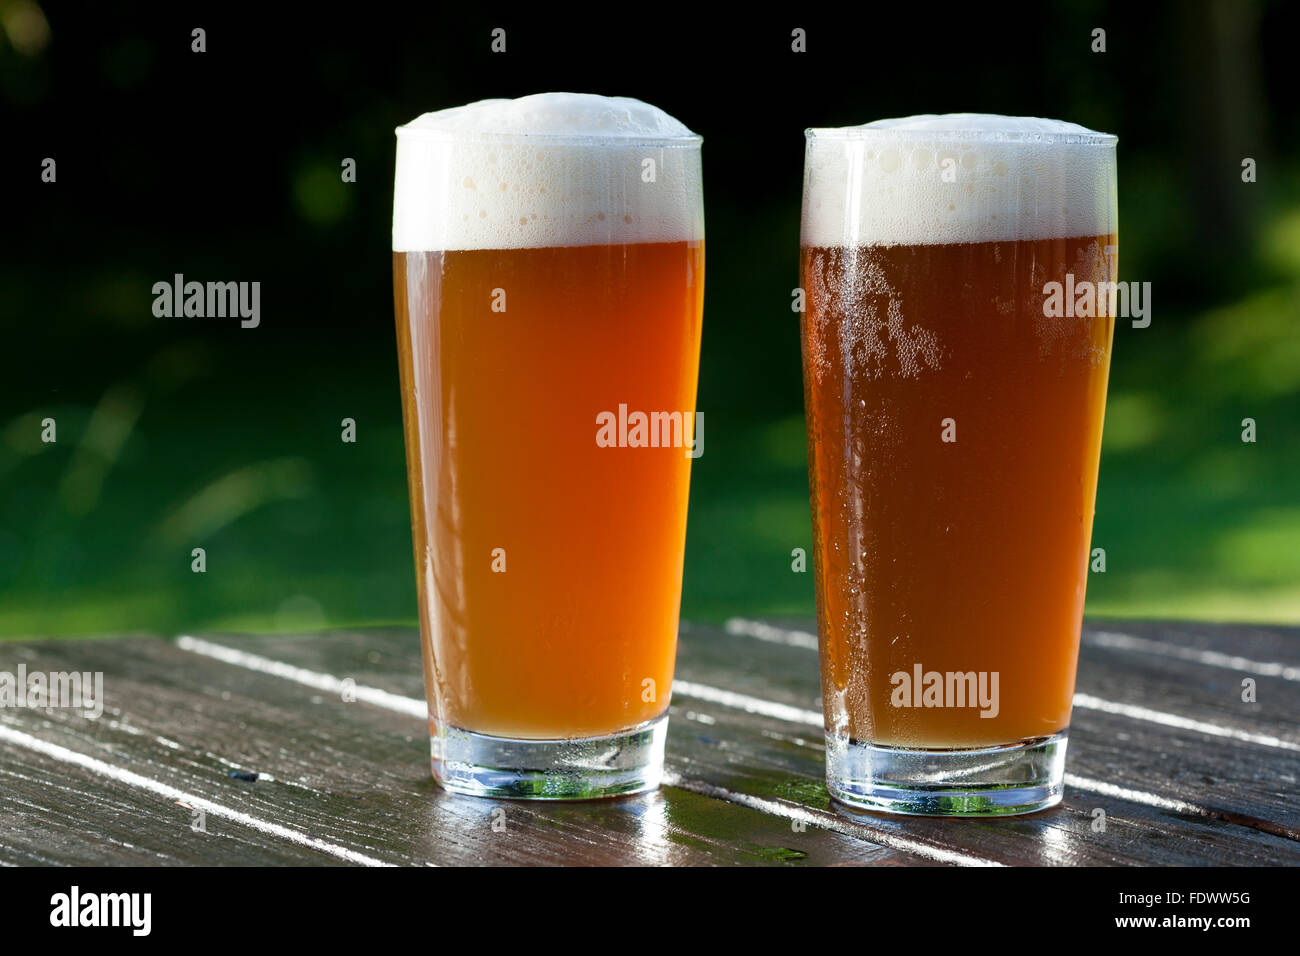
[
  {"xmin": 3, "ymin": 193, "xmax": 1297, "ymax": 636},
  {"xmin": 2, "ymin": 3, "xmax": 1297, "ymax": 637}
]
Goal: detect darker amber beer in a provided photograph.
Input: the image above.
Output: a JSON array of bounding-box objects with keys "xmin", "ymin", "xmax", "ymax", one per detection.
[
  {"xmin": 392, "ymin": 94, "xmax": 704, "ymax": 798},
  {"xmin": 800, "ymin": 115, "xmax": 1118, "ymax": 815}
]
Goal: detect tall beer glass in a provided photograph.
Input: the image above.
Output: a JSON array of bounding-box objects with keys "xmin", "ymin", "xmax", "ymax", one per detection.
[
  {"xmin": 392, "ymin": 93, "xmax": 704, "ymax": 798},
  {"xmin": 800, "ymin": 115, "xmax": 1117, "ymax": 814}
]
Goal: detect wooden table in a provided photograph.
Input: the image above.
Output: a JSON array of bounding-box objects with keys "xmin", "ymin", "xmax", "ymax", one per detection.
[{"xmin": 1, "ymin": 618, "xmax": 1296, "ymax": 866}]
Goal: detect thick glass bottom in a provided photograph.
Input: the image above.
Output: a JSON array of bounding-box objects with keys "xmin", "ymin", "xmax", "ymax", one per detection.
[
  {"xmin": 826, "ymin": 730, "xmax": 1068, "ymax": 816},
  {"xmin": 430, "ymin": 714, "xmax": 667, "ymax": 800}
]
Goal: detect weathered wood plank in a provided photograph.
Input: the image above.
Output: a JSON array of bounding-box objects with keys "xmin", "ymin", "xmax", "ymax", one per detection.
[
  {"xmin": 0, "ymin": 735, "xmax": 370, "ymax": 866},
  {"xmin": 702, "ymin": 619, "xmax": 1300, "ymax": 842},
  {"xmin": 720, "ymin": 616, "xmax": 1300, "ymax": 728},
  {"xmin": 664, "ymin": 705, "xmax": 1300, "ymax": 866},
  {"xmin": 3, "ymin": 617, "xmax": 1296, "ymax": 866},
  {"xmin": 173, "ymin": 625, "xmax": 1300, "ymax": 864},
  {"xmin": 1086, "ymin": 618, "xmax": 1300, "ymax": 668},
  {"xmin": 0, "ymin": 638, "xmax": 903, "ymax": 867},
  {"xmin": 713, "ymin": 620, "xmax": 1299, "ymax": 795},
  {"xmin": 1078, "ymin": 619, "xmax": 1300, "ymax": 726}
]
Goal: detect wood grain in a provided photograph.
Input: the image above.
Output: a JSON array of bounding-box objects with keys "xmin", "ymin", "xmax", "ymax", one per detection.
[{"xmin": 1, "ymin": 618, "xmax": 1296, "ymax": 866}]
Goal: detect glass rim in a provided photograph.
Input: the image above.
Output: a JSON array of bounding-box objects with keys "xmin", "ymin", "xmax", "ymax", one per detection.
[
  {"xmin": 395, "ymin": 127, "xmax": 703, "ymax": 147},
  {"xmin": 805, "ymin": 127, "xmax": 1117, "ymax": 146}
]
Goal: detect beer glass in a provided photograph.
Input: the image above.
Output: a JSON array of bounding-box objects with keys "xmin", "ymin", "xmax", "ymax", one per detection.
[
  {"xmin": 799, "ymin": 115, "xmax": 1117, "ymax": 814},
  {"xmin": 392, "ymin": 94, "xmax": 704, "ymax": 798}
]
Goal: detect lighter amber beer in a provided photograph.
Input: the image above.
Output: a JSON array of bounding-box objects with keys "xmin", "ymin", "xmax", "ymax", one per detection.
[
  {"xmin": 800, "ymin": 115, "xmax": 1118, "ymax": 814},
  {"xmin": 392, "ymin": 94, "xmax": 704, "ymax": 798}
]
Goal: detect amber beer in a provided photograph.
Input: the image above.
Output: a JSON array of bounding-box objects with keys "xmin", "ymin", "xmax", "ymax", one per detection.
[
  {"xmin": 392, "ymin": 94, "xmax": 704, "ymax": 798},
  {"xmin": 800, "ymin": 115, "xmax": 1118, "ymax": 814}
]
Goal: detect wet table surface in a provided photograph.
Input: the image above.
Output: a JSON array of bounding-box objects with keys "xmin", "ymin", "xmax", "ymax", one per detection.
[{"xmin": 1, "ymin": 618, "xmax": 1297, "ymax": 866}]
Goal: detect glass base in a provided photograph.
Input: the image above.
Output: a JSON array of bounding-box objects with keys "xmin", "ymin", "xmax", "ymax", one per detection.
[
  {"xmin": 430, "ymin": 714, "xmax": 667, "ymax": 800},
  {"xmin": 826, "ymin": 731, "xmax": 1067, "ymax": 816}
]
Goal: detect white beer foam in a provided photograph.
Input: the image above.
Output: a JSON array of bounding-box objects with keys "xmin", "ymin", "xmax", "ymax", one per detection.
[
  {"xmin": 802, "ymin": 114, "xmax": 1117, "ymax": 247},
  {"xmin": 393, "ymin": 93, "xmax": 703, "ymax": 252}
]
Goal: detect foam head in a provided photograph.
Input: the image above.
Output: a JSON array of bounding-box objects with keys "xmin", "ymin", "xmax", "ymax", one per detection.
[
  {"xmin": 393, "ymin": 93, "xmax": 703, "ymax": 252},
  {"xmin": 801, "ymin": 113, "xmax": 1117, "ymax": 247}
]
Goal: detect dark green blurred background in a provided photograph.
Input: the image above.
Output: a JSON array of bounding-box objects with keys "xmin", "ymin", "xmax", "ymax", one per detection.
[{"xmin": 2, "ymin": 1, "xmax": 1298, "ymax": 638}]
